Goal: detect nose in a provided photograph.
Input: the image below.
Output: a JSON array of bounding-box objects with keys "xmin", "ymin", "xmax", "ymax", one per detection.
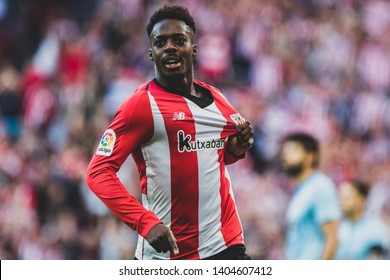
[{"xmin": 164, "ymin": 39, "xmax": 177, "ymax": 53}]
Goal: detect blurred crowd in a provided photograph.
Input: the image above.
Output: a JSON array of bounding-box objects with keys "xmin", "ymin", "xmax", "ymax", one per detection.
[{"xmin": 0, "ymin": 0, "xmax": 390, "ymax": 260}]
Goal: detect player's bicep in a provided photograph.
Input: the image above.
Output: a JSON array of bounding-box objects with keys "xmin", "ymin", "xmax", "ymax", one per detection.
[
  {"xmin": 88, "ymin": 92, "xmax": 153, "ymax": 175},
  {"xmin": 321, "ymin": 220, "xmax": 338, "ymax": 237}
]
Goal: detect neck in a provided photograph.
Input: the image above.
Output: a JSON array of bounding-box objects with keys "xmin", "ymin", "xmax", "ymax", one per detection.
[
  {"xmin": 347, "ymin": 208, "xmax": 364, "ymax": 222},
  {"xmin": 155, "ymin": 71, "xmax": 195, "ymax": 96},
  {"xmin": 294, "ymin": 167, "xmax": 315, "ymax": 185}
]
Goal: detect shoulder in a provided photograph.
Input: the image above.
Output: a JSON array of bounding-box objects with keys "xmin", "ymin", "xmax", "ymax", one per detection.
[
  {"xmin": 300, "ymin": 172, "xmax": 338, "ymax": 203},
  {"xmin": 195, "ymin": 80, "xmax": 236, "ymax": 110},
  {"xmin": 362, "ymin": 215, "xmax": 390, "ymax": 244},
  {"xmin": 363, "ymin": 215, "xmax": 389, "ymax": 231},
  {"xmin": 306, "ymin": 172, "xmax": 341, "ymax": 221},
  {"xmin": 194, "ymin": 80, "xmax": 218, "ymax": 91},
  {"xmin": 310, "ymin": 172, "xmax": 337, "ymax": 190},
  {"xmin": 194, "ymin": 79, "xmax": 225, "ymax": 97}
]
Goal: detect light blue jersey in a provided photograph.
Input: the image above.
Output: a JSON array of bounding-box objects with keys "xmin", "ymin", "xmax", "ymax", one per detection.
[
  {"xmin": 336, "ymin": 214, "xmax": 390, "ymax": 260},
  {"xmin": 285, "ymin": 171, "xmax": 342, "ymax": 259}
]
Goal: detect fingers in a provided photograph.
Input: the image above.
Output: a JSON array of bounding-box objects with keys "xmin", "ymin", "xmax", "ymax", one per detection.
[
  {"xmin": 168, "ymin": 229, "xmax": 179, "ymax": 255},
  {"xmin": 156, "ymin": 235, "xmax": 170, "ymax": 253},
  {"xmin": 237, "ymin": 120, "xmax": 250, "ymax": 131},
  {"xmin": 146, "ymin": 224, "xmax": 179, "ymax": 255},
  {"xmin": 236, "ymin": 120, "xmax": 254, "ymax": 145}
]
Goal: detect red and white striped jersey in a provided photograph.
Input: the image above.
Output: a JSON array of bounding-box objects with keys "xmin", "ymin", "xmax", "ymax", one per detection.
[{"xmin": 86, "ymin": 79, "xmax": 246, "ymax": 259}]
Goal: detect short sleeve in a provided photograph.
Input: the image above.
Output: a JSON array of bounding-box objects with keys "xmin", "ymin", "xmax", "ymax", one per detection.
[{"xmin": 313, "ymin": 177, "xmax": 342, "ymax": 225}]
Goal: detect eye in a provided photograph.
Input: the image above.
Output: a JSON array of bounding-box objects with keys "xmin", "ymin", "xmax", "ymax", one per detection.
[
  {"xmin": 176, "ymin": 37, "xmax": 186, "ymax": 45},
  {"xmin": 154, "ymin": 40, "xmax": 166, "ymax": 48}
]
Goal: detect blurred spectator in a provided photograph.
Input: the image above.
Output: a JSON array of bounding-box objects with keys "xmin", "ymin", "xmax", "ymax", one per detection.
[
  {"xmin": 0, "ymin": 65, "xmax": 22, "ymax": 139},
  {"xmin": 336, "ymin": 180, "xmax": 390, "ymax": 259}
]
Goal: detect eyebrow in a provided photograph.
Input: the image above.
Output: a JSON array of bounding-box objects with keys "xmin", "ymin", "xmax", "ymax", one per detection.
[{"xmin": 153, "ymin": 33, "xmax": 187, "ymax": 39}]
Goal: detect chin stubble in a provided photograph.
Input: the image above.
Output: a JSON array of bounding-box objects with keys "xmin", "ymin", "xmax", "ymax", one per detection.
[{"xmin": 284, "ymin": 164, "xmax": 304, "ymax": 178}]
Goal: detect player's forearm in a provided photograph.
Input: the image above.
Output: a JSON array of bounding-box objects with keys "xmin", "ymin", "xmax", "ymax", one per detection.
[
  {"xmin": 224, "ymin": 145, "xmax": 245, "ymax": 165},
  {"xmin": 86, "ymin": 166, "xmax": 162, "ymax": 238},
  {"xmin": 321, "ymin": 231, "xmax": 338, "ymax": 259},
  {"xmin": 321, "ymin": 240, "xmax": 338, "ymax": 259}
]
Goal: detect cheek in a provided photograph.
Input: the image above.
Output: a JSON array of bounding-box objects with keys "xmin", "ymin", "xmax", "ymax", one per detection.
[
  {"xmin": 183, "ymin": 46, "xmax": 195, "ymax": 58},
  {"xmin": 340, "ymin": 194, "xmax": 359, "ymax": 211},
  {"xmin": 283, "ymin": 151, "xmax": 303, "ymax": 165},
  {"xmin": 340, "ymin": 197, "xmax": 351, "ymax": 210},
  {"xmin": 152, "ymin": 51, "xmax": 161, "ymax": 60},
  {"xmin": 182, "ymin": 52, "xmax": 192, "ymax": 64}
]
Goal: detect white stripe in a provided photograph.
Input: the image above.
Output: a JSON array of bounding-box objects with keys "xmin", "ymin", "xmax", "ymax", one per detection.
[
  {"xmin": 225, "ymin": 166, "xmax": 244, "ymax": 241},
  {"xmin": 185, "ymin": 100, "xmax": 227, "ymax": 259},
  {"xmin": 135, "ymin": 92, "xmax": 171, "ymax": 260}
]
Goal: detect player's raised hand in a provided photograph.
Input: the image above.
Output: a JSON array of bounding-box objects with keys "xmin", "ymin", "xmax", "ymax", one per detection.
[
  {"xmin": 227, "ymin": 120, "xmax": 254, "ymax": 157},
  {"xmin": 146, "ymin": 224, "xmax": 179, "ymax": 255}
]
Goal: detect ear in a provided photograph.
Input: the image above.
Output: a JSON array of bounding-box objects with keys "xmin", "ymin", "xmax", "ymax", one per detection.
[
  {"xmin": 192, "ymin": 44, "xmax": 198, "ymax": 57},
  {"xmin": 307, "ymin": 152, "xmax": 318, "ymax": 169},
  {"xmin": 148, "ymin": 49, "xmax": 154, "ymax": 61}
]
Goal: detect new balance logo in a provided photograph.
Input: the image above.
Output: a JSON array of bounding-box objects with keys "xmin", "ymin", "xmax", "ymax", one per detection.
[
  {"xmin": 177, "ymin": 130, "xmax": 224, "ymax": 153},
  {"xmin": 172, "ymin": 112, "xmax": 186, "ymax": 121}
]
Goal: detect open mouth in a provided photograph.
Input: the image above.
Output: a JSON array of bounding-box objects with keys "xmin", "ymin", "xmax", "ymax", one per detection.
[{"xmin": 163, "ymin": 56, "xmax": 182, "ymax": 69}]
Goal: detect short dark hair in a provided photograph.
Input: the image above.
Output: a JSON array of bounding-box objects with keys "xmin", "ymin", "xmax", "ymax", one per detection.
[
  {"xmin": 349, "ymin": 179, "xmax": 370, "ymax": 198},
  {"xmin": 283, "ymin": 132, "xmax": 320, "ymax": 167},
  {"xmin": 146, "ymin": 5, "xmax": 196, "ymax": 36}
]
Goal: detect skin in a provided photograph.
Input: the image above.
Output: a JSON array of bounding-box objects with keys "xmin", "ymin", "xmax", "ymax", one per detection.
[
  {"xmin": 146, "ymin": 18, "xmax": 253, "ymax": 256},
  {"xmin": 320, "ymin": 221, "xmax": 339, "ymax": 260},
  {"xmin": 149, "ymin": 19, "xmax": 198, "ymax": 97},
  {"xmin": 339, "ymin": 182, "xmax": 387, "ymax": 259},
  {"xmin": 339, "ymin": 182, "xmax": 365, "ymax": 222},
  {"xmin": 281, "ymin": 140, "xmax": 338, "ymax": 259},
  {"xmin": 281, "ymin": 141, "xmax": 315, "ymax": 184}
]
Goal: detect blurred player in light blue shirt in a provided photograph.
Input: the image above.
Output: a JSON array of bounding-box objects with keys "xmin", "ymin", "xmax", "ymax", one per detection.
[
  {"xmin": 336, "ymin": 180, "xmax": 390, "ymax": 260},
  {"xmin": 281, "ymin": 133, "xmax": 341, "ymax": 259}
]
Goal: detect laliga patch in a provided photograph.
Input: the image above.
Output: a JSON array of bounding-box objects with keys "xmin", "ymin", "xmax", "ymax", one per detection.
[
  {"xmin": 230, "ymin": 113, "xmax": 245, "ymax": 126},
  {"xmin": 96, "ymin": 129, "xmax": 116, "ymax": 156}
]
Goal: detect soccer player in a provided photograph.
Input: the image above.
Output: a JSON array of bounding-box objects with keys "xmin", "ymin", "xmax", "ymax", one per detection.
[
  {"xmin": 86, "ymin": 5, "xmax": 254, "ymax": 260},
  {"xmin": 281, "ymin": 133, "xmax": 341, "ymax": 259},
  {"xmin": 336, "ymin": 179, "xmax": 389, "ymax": 259}
]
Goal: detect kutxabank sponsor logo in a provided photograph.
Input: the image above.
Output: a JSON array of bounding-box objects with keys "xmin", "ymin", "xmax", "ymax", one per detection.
[{"xmin": 177, "ymin": 130, "xmax": 224, "ymax": 153}]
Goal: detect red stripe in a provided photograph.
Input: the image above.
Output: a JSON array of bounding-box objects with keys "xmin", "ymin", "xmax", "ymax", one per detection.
[
  {"xmin": 214, "ymin": 91, "xmax": 244, "ymax": 246},
  {"xmin": 132, "ymin": 149, "xmax": 147, "ymax": 195},
  {"xmin": 150, "ymin": 82, "xmax": 200, "ymax": 259},
  {"xmin": 195, "ymin": 80, "xmax": 239, "ymax": 139}
]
